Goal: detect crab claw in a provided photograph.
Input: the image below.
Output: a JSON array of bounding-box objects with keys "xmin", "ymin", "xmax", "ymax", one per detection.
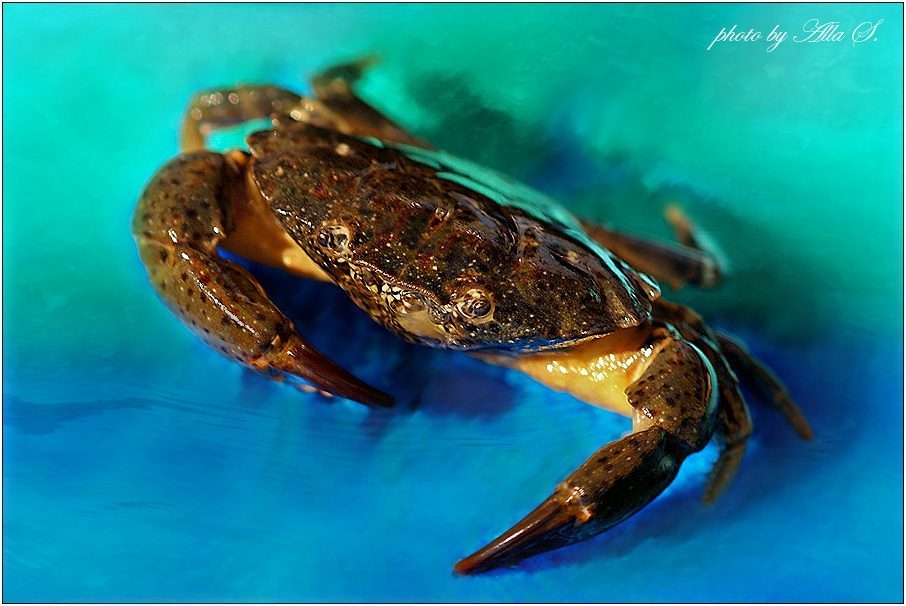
[
  {"xmin": 133, "ymin": 151, "xmax": 394, "ymax": 409},
  {"xmin": 252, "ymin": 329, "xmax": 395, "ymax": 408},
  {"xmin": 454, "ymin": 427, "xmax": 686, "ymax": 575},
  {"xmin": 455, "ymin": 335, "xmax": 718, "ymax": 575}
]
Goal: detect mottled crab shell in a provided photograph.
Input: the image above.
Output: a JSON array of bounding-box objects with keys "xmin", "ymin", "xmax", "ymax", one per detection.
[{"xmin": 247, "ymin": 120, "xmax": 660, "ymax": 351}]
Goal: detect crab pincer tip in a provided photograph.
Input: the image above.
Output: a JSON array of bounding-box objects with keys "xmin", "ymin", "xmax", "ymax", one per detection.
[
  {"xmin": 363, "ymin": 389, "xmax": 396, "ymax": 409},
  {"xmin": 453, "ymin": 498, "xmax": 576, "ymax": 576},
  {"xmin": 317, "ymin": 374, "xmax": 395, "ymax": 409}
]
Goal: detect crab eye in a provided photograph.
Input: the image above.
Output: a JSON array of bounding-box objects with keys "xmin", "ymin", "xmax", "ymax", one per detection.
[
  {"xmin": 316, "ymin": 224, "xmax": 350, "ymax": 254},
  {"xmin": 455, "ymin": 288, "xmax": 494, "ymax": 323}
]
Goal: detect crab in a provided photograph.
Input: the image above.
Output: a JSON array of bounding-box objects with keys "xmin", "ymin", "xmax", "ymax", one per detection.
[{"xmin": 132, "ymin": 60, "xmax": 812, "ymax": 575}]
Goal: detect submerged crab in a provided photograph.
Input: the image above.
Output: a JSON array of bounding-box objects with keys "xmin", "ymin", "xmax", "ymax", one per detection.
[{"xmin": 133, "ymin": 61, "xmax": 812, "ymax": 575}]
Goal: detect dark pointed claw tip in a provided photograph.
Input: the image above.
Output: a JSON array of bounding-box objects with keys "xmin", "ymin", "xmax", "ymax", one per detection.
[
  {"xmin": 360, "ymin": 390, "xmax": 395, "ymax": 409},
  {"xmin": 454, "ymin": 543, "xmax": 512, "ymax": 576},
  {"xmin": 272, "ymin": 337, "xmax": 395, "ymax": 409},
  {"xmin": 313, "ymin": 375, "xmax": 395, "ymax": 409},
  {"xmin": 453, "ymin": 552, "xmax": 489, "ymax": 576},
  {"xmin": 453, "ymin": 498, "xmax": 578, "ymax": 576}
]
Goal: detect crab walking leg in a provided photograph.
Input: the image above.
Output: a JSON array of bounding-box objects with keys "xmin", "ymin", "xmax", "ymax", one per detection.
[
  {"xmin": 705, "ymin": 395, "xmax": 753, "ymax": 503},
  {"xmin": 650, "ymin": 300, "xmax": 811, "ymax": 441},
  {"xmin": 695, "ymin": 354, "xmax": 752, "ymax": 505},
  {"xmin": 714, "ymin": 331, "xmax": 813, "ymax": 441},
  {"xmin": 664, "ymin": 204, "xmax": 728, "ymax": 273},
  {"xmin": 456, "ymin": 328, "xmax": 718, "ymax": 575},
  {"xmin": 650, "ymin": 300, "xmax": 754, "ymax": 503},
  {"xmin": 311, "ymin": 58, "xmax": 434, "ymax": 149},
  {"xmin": 132, "ymin": 150, "xmax": 393, "ymax": 407},
  {"xmin": 180, "ymin": 85, "xmax": 305, "ymax": 152},
  {"xmin": 579, "ymin": 219, "xmax": 724, "ymax": 290},
  {"xmin": 179, "ymin": 85, "xmax": 351, "ymax": 153}
]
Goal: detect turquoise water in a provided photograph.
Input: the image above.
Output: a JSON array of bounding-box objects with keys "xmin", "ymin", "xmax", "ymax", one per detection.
[{"xmin": 3, "ymin": 3, "xmax": 902, "ymax": 602}]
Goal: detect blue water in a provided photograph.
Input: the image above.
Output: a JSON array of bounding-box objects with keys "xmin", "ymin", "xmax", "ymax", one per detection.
[{"xmin": 3, "ymin": 4, "xmax": 903, "ymax": 602}]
